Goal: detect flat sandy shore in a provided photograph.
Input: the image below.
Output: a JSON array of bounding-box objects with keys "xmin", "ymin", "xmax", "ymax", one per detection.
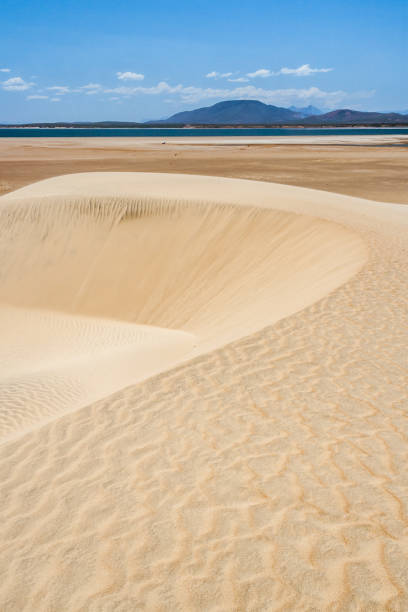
[
  {"xmin": 0, "ymin": 135, "xmax": 407, "ymax": 202},
  {"xmin": 0, "ymin": 140, "xmax": 407, "ymax": 610}
]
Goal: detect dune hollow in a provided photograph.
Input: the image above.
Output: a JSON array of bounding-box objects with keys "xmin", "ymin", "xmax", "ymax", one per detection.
[{"xmin": 0, "ymin": 173, "xmax": 366, "ymax": 440}]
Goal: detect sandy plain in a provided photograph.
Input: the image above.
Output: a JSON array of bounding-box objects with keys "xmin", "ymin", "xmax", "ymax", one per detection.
[
  {"xmin": 0, "ymin": 135, "xmax": 407, "ymax": 202},
  {"xmin": 0, "ymin": 138, "xmax": 407, "ymax": 611}
]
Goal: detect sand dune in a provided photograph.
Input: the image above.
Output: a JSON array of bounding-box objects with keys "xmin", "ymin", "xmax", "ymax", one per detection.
[
  {"xmin": 0, "ymin": 173, "xmax": 407, "ymax": 610},
  {"xmin": 0, "ymin": 174, "xmax": 366, "ymax": 439}
]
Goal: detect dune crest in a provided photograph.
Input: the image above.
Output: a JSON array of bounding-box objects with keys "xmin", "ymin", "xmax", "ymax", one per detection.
[{"xmin": 0, "ymin": 174, "xmax": 366, "ymax": 440}]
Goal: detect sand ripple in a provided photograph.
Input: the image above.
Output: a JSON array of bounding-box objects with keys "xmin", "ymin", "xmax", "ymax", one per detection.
[
  {"xmin": 0, "ymin": 176, "xmax": 365, "ymax": 439},
  {"xmin": 0, "ymin": 174, "xmax": 406, "ymax": 610}
]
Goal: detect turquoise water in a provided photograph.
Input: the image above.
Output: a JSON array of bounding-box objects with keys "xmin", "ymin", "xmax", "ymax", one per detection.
[{"xmin": 1, "ymin": 127, "xmax": 408, "ymax": 138}]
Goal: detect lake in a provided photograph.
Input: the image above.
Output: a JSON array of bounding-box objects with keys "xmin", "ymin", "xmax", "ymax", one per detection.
[{"xmin": 1, "ymin": 127, "xmax": 408, "ymax": 138}]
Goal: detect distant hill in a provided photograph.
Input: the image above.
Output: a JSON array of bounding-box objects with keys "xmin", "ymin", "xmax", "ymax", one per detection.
[
  {"xmin": 289, "ymin": 105, "xmax": 322, "ymax": 117},
  {"xmin": 0, "ymin": 121, "xmax": 147, "ymax": 128},
  {"xmin": 302, "ymin": 109, "xmax": 408, "ymax": 125},
  {"xmin": 159, "ymin": 100, "xmax": 302, "ymax": 124},
  {"xmin": 157, "ymin": 101, "xmax": 408, "ymax": 125},
  {"xmin": 2, "ymin": 103, "xmax": 407, "ymax": 129}
]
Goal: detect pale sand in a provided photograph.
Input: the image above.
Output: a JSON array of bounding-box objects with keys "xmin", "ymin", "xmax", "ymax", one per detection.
[
  {"xmin": 0, "ymin": 173, "xmax": 367, "ymax": 440},
  {"xmin": 1, "ymin": 134, "xmax": 407, "ymax": 148},
  {"xmin": 0, "ymin": 172, "xmax": 407, "ymax": 610}
]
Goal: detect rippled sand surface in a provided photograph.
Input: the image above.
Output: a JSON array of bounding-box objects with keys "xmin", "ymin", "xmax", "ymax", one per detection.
[{"xmin": 0, "ymin": 173, "xmax": 407, "ymax": 610}]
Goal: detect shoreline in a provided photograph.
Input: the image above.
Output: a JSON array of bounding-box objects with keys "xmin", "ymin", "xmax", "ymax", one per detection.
[
  {"xmin": 2, "ymin": 127, "xmax": 408, "ymax": 130},
  {"xmin": 1, "ymin": 134, "xmax": 408, "ymax": 145},
  {"xmin": 2, "ymin": 124, "xmax": 408, "ymax": 130}
]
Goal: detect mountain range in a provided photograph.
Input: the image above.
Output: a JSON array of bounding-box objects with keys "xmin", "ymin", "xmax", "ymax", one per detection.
[
  {"xmin": 2, "ymin": 101, "xmax": 407, "ymax": 128},
  {"xmin": 301, "ymin": 108, "xmax": 408, "ymax": 125},
  {"xmin": 159, "ymin": 100, "xmax": 408, "ymax": 125}
]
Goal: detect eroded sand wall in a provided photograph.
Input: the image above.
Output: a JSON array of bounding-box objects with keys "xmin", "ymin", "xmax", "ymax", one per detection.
[{"xmin": 0, "ymin": 194, "xmax": 366, "ymax": 339}]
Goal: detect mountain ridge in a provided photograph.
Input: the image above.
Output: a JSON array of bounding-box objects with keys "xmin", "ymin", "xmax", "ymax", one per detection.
[
  {"xmin": 159, "ymin": 100, "xmax": 408, "ymax": 125},
  {"xmin": 1, "ymin": 101, "xmax": 407, "ymax": 128},
  {"xmin": 301, "ymin": 108, "xmax": 408, "ymax": 125},
  {"xmin": 158, "ymin": 100, "xmax": 301, "ymax": 124}
]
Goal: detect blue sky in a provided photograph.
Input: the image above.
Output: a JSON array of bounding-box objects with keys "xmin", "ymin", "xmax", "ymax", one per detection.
[{"xmin": 0, "ymin": 0, "xmax": 407, "ymax": 122}]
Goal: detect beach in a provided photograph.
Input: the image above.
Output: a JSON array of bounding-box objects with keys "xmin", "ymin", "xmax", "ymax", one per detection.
[
  {"xmin": 0, "ymin": 139, "xmax": 407, "ymax": 610},
  {"xmin": 0, "ymin": 136, "xmax": 407, "ymax": 203}
]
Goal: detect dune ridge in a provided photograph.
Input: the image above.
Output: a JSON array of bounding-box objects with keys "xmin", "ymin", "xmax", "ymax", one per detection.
[
  {"xmin": 0, "ymin": 173, "xmax": 407, "ymax": 610},
  {"xmin": 0, "ymin": 194, "xmax": 365, "ymax": 331},
  {"xmin": 0, "ymin": 178, "xmax": 366, "ymax": 439}
]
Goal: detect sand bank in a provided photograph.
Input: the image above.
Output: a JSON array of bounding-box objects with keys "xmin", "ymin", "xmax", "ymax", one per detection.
[
  {"xmin": 1, "ymin": 134, "xmax": 407, "ymax": 148},
  {"xmin": 1, "ymin": 138, "xmax": 407, "ymax": 205}
]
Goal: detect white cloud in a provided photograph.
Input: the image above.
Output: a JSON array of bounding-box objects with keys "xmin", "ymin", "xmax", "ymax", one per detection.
[
  {"xmin": 278, "ymin": 64, "xmax": 333, "ymax": 77},
  {"xmin": 45, "ymin": 84, "xmax": 103, "ymax": 95},
  {"xmin": 104, "ymin": 80, "xmax": 349, "ymax": 107},
  {"xmin": 116, "ymin": 71, "xmax": 144, "ymax": 81},
  {"xmin": 80, "ymin": 83, "xmax": 101, "ymax": 90},
  {"xmin": 17, "ymin": 70, "xmax": 362, "ymax": 111},
  {"xmin": 2, "ymin": 76, "xmax": 34, "ymax": 91},
  {"xmin": 205, "ymin": 71, "xmax": 233, "ymax": 79},
  {"xmin": 247, "ymin": 69, "xmax": 272, "ymax": 78},
  {"xmin": 47, "ymin": 85, "xmax": 70, "ymax": 94},
  {"xmin": 178, "ymin": 85, "xmax": 346, "ymax": 107},
  {"xmin": 228, "ymin": 77, "xmax": 249, "ymax": 83},
  {"xmin": 105, "ymin": 81, "xmax": 183, "ymax": 96},
  {"xmin": 246, "ymin": 64, "xmax": 333, "ymax": 79},
  {"xmin": 346, "ymin": 89, "xmax": 376, "ymax": 100},
  {"xmin": 0, "ymin": 68, "xmax": 11, "ymax": 73},
  {"xmin": 208, "ymin": 66, "xmax": 333, "ymax": 81}
]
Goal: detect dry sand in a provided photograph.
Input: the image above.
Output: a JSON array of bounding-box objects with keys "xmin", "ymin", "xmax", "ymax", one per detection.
[
  {"xmin": 0, "ymin": 170, "xmax": 407, "ymax": 610},
  {"xmin": 1, "ymin": 136, "xmax": 407, "ymax": 203}
]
